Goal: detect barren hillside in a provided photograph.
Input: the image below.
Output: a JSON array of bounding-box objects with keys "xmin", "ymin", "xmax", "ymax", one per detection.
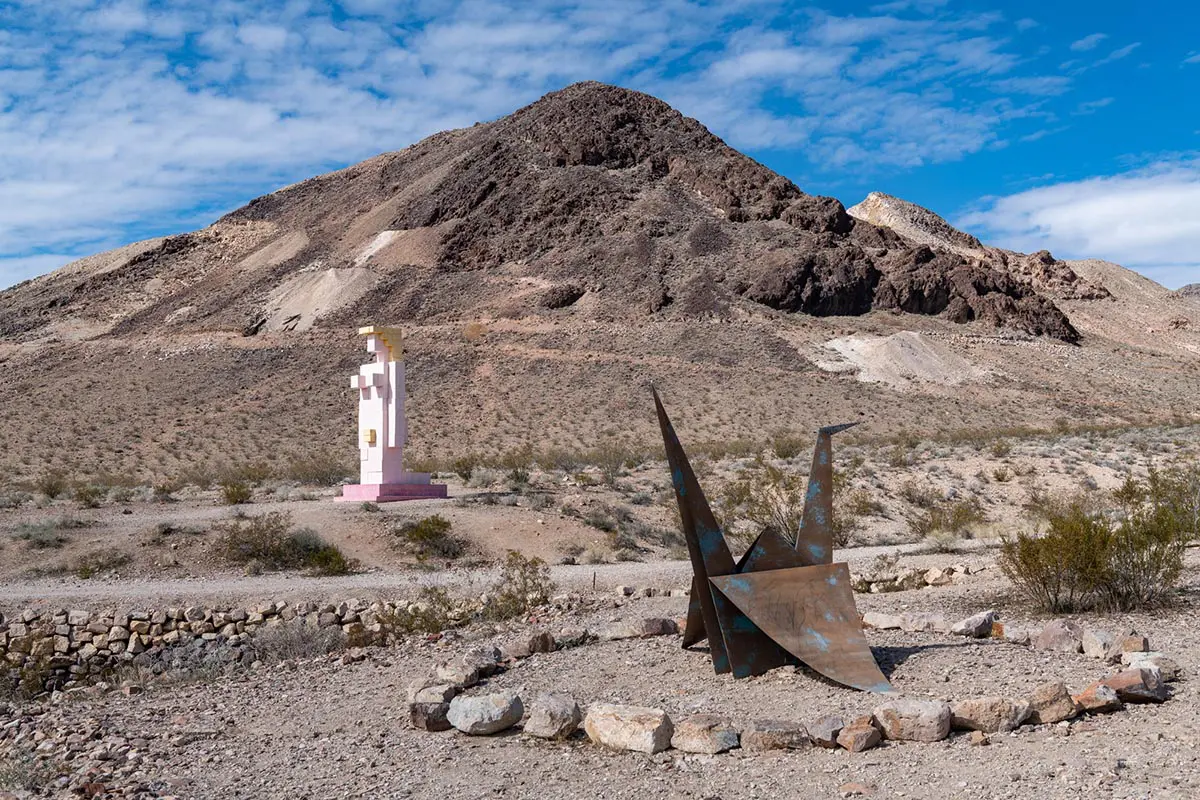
[{"xmin": 0, "ymin": 83, "xmax": 1197, "ymax": 482}]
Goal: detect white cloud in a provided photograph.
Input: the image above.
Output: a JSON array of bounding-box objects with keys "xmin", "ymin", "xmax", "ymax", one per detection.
[
  {"xmin": 1070, "ymin": 33, "xmax": 1107, "ymax": 52},
  {"xmin": 0, "ymin": 0, "xmax": 1098, "ymax": 288},
  {"xmin": 957, "ymin": 156, "xmax": 1200, "ymax": 288},
  {"xmin": 1094, "ymin": 42, "xmax": 1141, "ymax": 66},
  {"xmin": 1182, "ymin": 52, "xmax": 1200, "ymax": 65}
]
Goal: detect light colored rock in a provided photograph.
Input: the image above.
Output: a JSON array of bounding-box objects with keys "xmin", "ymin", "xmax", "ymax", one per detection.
[
  {"xmin": 671, "ymin": 714, "xmax": 740, "ymax": 754},
  {"xmin": 861, "ymin": 612, "xmax": 903, "ymax": 630},
  {"xmin": 923, "ymin": 567, "xmax": 952, "ymax": 586},
  {"xmin": 435, "ymin": 661, "xmax": 479, "ymax": 688},
  {"xmin": 447, "ymin": 691, "xmax": 524, "ymax": 735},
  {"xmin": 969, "ymin": 730, "xmax": 989, "ymax": 746},
  {"xmin": 950, "ymin": 697, "xmax": 1029, "ymax": 733},
  {"xmin": 1122, "ymin": 651, "xmax": 1181, "ymax": 681},
  {"xmin": 872, "ymin": 697, "xmax": 951, "ymax": 742},
  {"xmin": 412, "ymin": 684, "xmax": 460, "ymax": 704},
  {"xmin": 523, "ymin": 692, "xmax": 582, "ymax": 740},
  {"xmin": 837, "ymin": 716, "xmax": 882, "ymax": 752},
  {"xmin": 899, "ymin": 612, "xmax": 950, "ymax": 633},
  {"xmin": 460, "ymin": 645, "xmax": 503, "ymax": 677},
  {"xmin": 615, "ymin": 585, "xmax": 635, "ymax": 597},
  {"xmin": 1036, "ymin": 619, "xmax": 1084, "ymax": 653},
  {"xmin": 1101, "ymin": 667, "xmax": 1168, "ymax": 703},
  {"xmin": 584, "ymin": 704, "xmax": 673, "ymax": 754},
  {"xmin": 1081, "ymin": 629, "xmax": 1115, "ymax": 659},
  {"xmin": 895, "ymin": 569, "xmax": 925, "ymax": 590},
  {"xmin": 951, "ymin": 610, "xmax": 997, "ymax": 638},
  {"xmin": 739, "ymin": 720, "xmax": 811, "ymax": 752},
  {"xmin": 1073, "ymin": 683, "xmax": 1123, "ymax": 713},
  {"xmin": 809, "ymin": 716, "xmax": 844, "ymax": 749},
  {"xmin": 1026, "ymin": 682, "xmax": 1079, "ymax": 724}
]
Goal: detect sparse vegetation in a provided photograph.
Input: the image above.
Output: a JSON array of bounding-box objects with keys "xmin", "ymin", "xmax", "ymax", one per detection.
[
  {"xmin": 908, "ymin": 498, "xmax": 986, "ymax": 540},
  {"xmin": 484, "ymin": 550, "xmax": 554, "ymax": 621},
  {"xmin": 394, "ymin": 514, "xmax": 468, "ymax": 561},
  {"xmin": 215, "ymin": 512, "xmax": 356, "ymax": 575},
  {"xmin": 34, "ymin": 469, "xmax": 67, "ymax": 499},
  {"xmin": 0, "ymin": 749, "xmax": 60, "ymax": 791},
  {"xmin": 283, "ymin": 451, "xmax": 351, "ymax": 486},
  {"xmin": 220, "ymin": 479, "xmax": 253, "ymax": 505},
  {"xmin": 72, "ymin": 548, "xmax": 132, "ymax": 579},
  {"xmin": 252, "ymin": 623, "xmax": 347, "ymax": 662}
]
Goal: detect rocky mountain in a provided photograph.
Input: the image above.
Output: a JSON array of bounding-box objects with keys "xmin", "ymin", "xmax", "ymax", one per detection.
[
  {"xmin": 0, "ymin": 82, "xmax": 1196, "ymax": 481},
  {"xmin": 2, "ymin": 82, "xmax": 1076, "ymax": 343}
]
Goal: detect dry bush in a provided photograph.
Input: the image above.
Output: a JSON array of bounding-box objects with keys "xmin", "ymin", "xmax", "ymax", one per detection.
[
  {"xmin": 12, "ymin": 516, "xmax": 91, "ymax": 549},
  {"xmin": 484, "ymin": 550, "xmax": 554, "ymax": 621},
  {"xmin": 394, "ymin": 515, "xmax": 468, "ymax": 561},
  {"xmin": 463, "ymin": 322, "xmax": 488, "ymax": 342},
  {"xmin": 72, "ymin": 548, "xmax": 132, "ymax": 579},
  {"xmin": 908, "ymin": 498, "xmax": 986, "ymax": 540},
  {"xmin": 0, "ymin": 749, "xmax": 60, "ymax": 792},
  {"xmin": 898, "ymin": 480, "xmax": 941, "ymax": 508},
  {"xmin": 284, "ymin": 451, "xmax": 352, "ymax": 486},
  {"xmin": 215, "ymin": 512, "xmax": 356, "ymax": 575},
  {"xmin": 1000, "ymin": 475, "xmax": 1195, "ymax": 612},
  {"xmin": 377, "ymin": 587, "xmax": 456, "ymax": 636},
  {"xmin": 770, "ymin": 430, "xmax": 807, "ymax": 460},
  {"xmin": 219, "ymin": 480, "xmax": 253, "ymax": 505},
  {"xmin": 34, "ymin": 469, "xmax": 67, "ymax": 499},
  {"xmin": 253, "ymin": 623, "xmax": 346, "ymax": 663},
  {"xmin": 72, "ymin": 482, "xmax": 105, "ymax": 508}
]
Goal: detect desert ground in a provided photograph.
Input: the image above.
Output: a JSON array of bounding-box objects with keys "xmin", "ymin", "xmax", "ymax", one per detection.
[{"xmin": 3, "ymin": 421, "xmax": 1199, "ymax": 799}]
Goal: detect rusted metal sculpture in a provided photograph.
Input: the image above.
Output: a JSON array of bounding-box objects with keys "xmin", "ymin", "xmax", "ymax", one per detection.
[{"xmin": 655, "ymin": 389, "xmax": 891, "ymax": 693}]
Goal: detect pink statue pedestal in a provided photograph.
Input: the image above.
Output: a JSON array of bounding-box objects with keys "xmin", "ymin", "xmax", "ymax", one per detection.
[
  {"xmin": 334, "ymin": 325, "xmax": 448, "ymax": 504},
  {"xmin": 339, "ymin": 477, "xmax": 448, "ymax": 503}
]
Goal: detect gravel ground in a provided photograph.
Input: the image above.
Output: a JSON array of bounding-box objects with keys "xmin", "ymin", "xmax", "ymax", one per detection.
[{"xmin": 4, "ymin": 557, "xmax": 1199, "ymax": 800}]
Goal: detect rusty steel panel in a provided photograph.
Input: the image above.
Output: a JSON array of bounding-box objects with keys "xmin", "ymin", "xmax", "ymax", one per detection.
[
  {"xmin": 654, "ymin": 389, "xmax": 791, "ymax": 677},
  {"xmin": 795, "ymin": 423, "xmax": 858, "ymax": 566},
  {"xmin": 656, "ymin": 390, "xmax": 887, "ymax": 692},
  {"xmin": 710, "ymin": 564, "xmax": 893, "ymax": 694}
]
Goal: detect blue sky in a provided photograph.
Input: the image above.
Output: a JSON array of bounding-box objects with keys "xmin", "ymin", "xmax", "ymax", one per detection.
[{"xmin": 1, "ymin": 0, "xmax": 1197, "ymax": 289}]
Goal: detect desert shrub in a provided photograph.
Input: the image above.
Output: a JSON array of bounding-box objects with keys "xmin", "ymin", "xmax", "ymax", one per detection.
[
  {"xmin": 770, "ymin": 430, "xmax": 806, "ymax": 460},
  {"xmin": 485, "ymin": 550, "xmax": 555, "ymax": 621},
  {"xmin": 152, "ymin": 479, "xmax": 181, "ymax": 502},
  {"xmin": 999, "ymin": 491, "xmax": 1193, "ymax": 612},
  {"xmin": 394, "ymin": 515, "xmax": 467, "ymax": 561},
  {"xmin": 73, "ymin": 548, "xmax": 132, "ymax": 579},
  {"xmin": 13, "ymin": 521, "xmax": 72, "ymax": 549},
  {"xmin": 898, "ymin": 480, "xmax": 941, "ymax": 509},
  {"xmin": 176, "ymin": 463, "xmax": 217, "ymax": 490},
  {"xmin": 583, "ymin": 441, "xmax": 636, "ymax": 485},
  {"xmin": 360, "ymin": 501, "xmax": 380, "ymax": 513},
  {"xmin": 451, "ymin": 454, "xmax": 479, "ymax": 482},
  {"xmin": 220, "ymin": 480, "xmax": 253, "ymax": 505},
  {"xmin": 719, "ymin": 457, "xmax": 807, "ymax": 546},
  {"xmin": 908, "ymin": 498, "xmax": 986, "ymax": 540},
  {"xmin": 284, "ymin": 451, "xmax": 351, "ymax": 486},
  {"xmin": 253, "ymin": 623, "xmax": 347, "ymax": 663},
  {"xmin": 379, "ymin": 586, "xmax": 456, "ymax": 636},
  {"xmin": 990, "ymin": 439, "xmax": 1012, "ymax": 458},
  {"xmin": 0, "ymin": 491, "xmax": 31, "ymax": 509},
  {"xmin": 34, "ymin": 469, "xmax": 67, "ymax": 499},
  {"xmin": 215, "ymin": 512, "xmax": 356, "ymax": 574},
  {"xmin": 992, "ymin": 467, "xmax": 1012, "ymax": 483},
  {"xmin": 0, "ymin": 749, "xmax": 60, "ymax": 791},
  {"xmin": 72, "ymin": 482, "xmax": 105, "ymax": 508}
]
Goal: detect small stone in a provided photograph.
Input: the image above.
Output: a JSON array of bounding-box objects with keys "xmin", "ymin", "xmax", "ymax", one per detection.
[
  {"xmin": 969, "ymin": 731, "xmax": 990, "ymax": 746},
  {"xmin": 671, "ymin": 714, "xmax": 740, "ymax": 754},
  {"xmin": 810, "ymin": 716, "xmax": 844, "ymax": 749},
  {"xmin": 556, "ymin": 627, "xmax": 589, "ymax": 647},
  {"xmin": 1081, "ymin": 629, "xmax": 1115, "ymax": 659},
  {"xmin": 1002, "ymin": 627, "xmax": 1032, "ymax": 646},
  {"xmin": 924, "ymin": 568, "xmax": 952, "ymax": 586},
  {"xmin": 447, "ymin": 691, "xmax": 524, "ymax": 735},
  {"xmin": 1036, "ymin": 619, "xmax": 1084, "ymax": 653},
  {"xmin": 951, "ymin": 610, "xmax": 998, "ymax": 638},
  {"xmin": 615, "ymin": 585, "xmax": 634, "ymax": 597},
  {"xmin": 435, "ymin": 661, "xmax": 479, "ymax": 688},
  {"xmin": 121, "ymin": 684, "xmax": 143, "ymax": 697},
  {"xmin": 1101, "ymin": 667, "xmax": 1168, "ymax": 704},
  {"xmin": 1122, "ymin": 652, "xmax": 1180, "ymax": 681},
  {"xmin": 861, "ymin": 612, "xmax": 903, "ymax": 630},
  {"xmin": 872, "ymin": 698, "xmax": 951, "ymax": 742},
  {"xmin": 838, "ymin": 782, "xmax": 876, "ymax": 798},
  {"xmin": 740, "ymin": 719, "xmax": 811, "ymax": 752},
  {"xmin": 410, "ymin": 702, "xmax": 452, "ymax": 732},
  {"xmin": 1073, "ymin": 683, "xmax": 1123, "ymax": 713},
  {"xmin": 1025, "ymin": 682, "xmax": 1079, "ymax": 724},
  {"xmin": 837, "ymin": 717, "xmax": 881, "ymax": 752},
  {"xmin": 523, "ymin": 692, "xmax": 582, "ymax": 739},
  {"xmin": 950, "ymin": 696, "xmax": 1029, "ymax": 733},
  {"xmin": 637, "ymin": 618, "xmax": 679, "ymax": 637},
  {"xmin": 460, "ymin": 645, "xmax": 503, "ymax": 677},
  {"xmin": 899, "ymin": 612, "xmax": 950, "ymax": 633},
  {"xmin": 583, "ymin": 704, "xmax": 673, "ymax": 754}
]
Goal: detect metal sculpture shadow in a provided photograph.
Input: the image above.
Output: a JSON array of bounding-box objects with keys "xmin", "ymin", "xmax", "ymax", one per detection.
[{"xmin": 655, "ymin": 388, "xmax": 892, "ymax": 693}]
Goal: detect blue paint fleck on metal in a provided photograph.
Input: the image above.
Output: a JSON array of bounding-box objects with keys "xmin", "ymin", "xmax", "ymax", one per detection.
[
  {"xmin": 809, "ymin": 630, "xmax": 830, "ymax": 652},
  {"xmin": 814, "ymin": 509, "xmax": 826, "ymax": 525},
  {"xmin": 824, "ymin": 610, "xmax": 836, "ymax": 622},
  {"xmin": 806, "ymin": 483, "xmax": 821, "ymax": 500},
  {"xmin": 819, "ymin": 450, "xmax": 829, "ymax": 465},
  {"xmin": 826, "ymin": 574, "xmax": 838, "ymax": 586},
  {"xmin": 871, "ymin": 680, "xmax": 894, "ymax": 693},
  {"xmin": 808, "ymin": 543, "xmax": 826, "ymax": 560},
  {"xmin": 672, "ymin": 467, "xmax": 685, "ymax": 496}
]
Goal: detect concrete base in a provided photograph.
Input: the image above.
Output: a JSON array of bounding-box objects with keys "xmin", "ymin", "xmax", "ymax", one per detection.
[{"xmin": 337, "ymin": 479, "xmax": 448, "ymax": 503}]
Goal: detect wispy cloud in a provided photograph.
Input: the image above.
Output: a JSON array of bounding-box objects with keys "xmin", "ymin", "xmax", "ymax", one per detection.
[
  {"xmin": 957, "ymin": 155, "xmax": 1200, "ymax": 289},
  {"xmin": 1073, "ymin": 97, "xmax": 1115, "ymax": 115},
  {"xmin": 1094, "ymin": 42, "xmax": 1142, "ymax": 66},
  {"xmin": 0, "ymin": 0, "xmax": 1119, "ymax": 288},
  {"xmin": 1184, "ymin": 52, "xmax": 1200, "ymax": 65},
  {"xmin": 1069, "ymin": 33, "xmax": 1107, "ymax": 52}
]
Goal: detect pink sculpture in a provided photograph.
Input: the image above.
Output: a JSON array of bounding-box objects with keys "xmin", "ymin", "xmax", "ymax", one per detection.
[{"xmin": 338, "ymin": 326, "xmax": 448, "ymax": 502}]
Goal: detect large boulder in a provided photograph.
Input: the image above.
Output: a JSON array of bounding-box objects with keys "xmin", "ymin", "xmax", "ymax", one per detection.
[
  {"xmin": 523, "ymin": 692, "xmax": 582, "ymax": 739},
  {"xmin": 447, "ymin": 691, "xmax": 524, "ymax": 735},
  {"xmin": 1025, "ymin": 682, "xmax": 1079, "ymax": 724},
  {"xmin": 670, "ymin": 714, "xmax": 740, "ymax": 754},
  {"xmin": 949, "ymin": 697, "xmax": 1029, "ymax": 733},
  {"xmin": 1035, "ymin": 619, "xmax": 1084, "ymax": 653},
  {"xmin": 740, "ymin": 720, "xmax": 811, "ymax": 752},
  {"xmin": 872, "ymin": 698, "xmax": 951, "ymax": 742},
  {"xmin": 583, "ymin": 704, "xmax": 673, "ymax": 754},
  {"xmin": 951, "ymin": 610, "xmax": 997, "ymax": 638}
]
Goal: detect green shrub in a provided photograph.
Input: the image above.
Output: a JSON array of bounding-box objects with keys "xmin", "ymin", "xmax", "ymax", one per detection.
[
  {"xmin": 898, "ymin": 480, "xmax": 941, "ymax": 508},
  {"xmin": 770, "ymin": 430, "xmax": 806, "ymax": 460},
  {"xmin": 34, "ymin": 469, "xmax": 67, "ymax": 499},
  {"xmin": 73, "ymin": 483, "xmax": 105, "ymax": 508},
  {"xmin": 999, "ymin": 489, "xmax": 1193, "ymax": 612},
  {"xmin": 360, "ymin": 501, "xmax": 380, "ymax": 513},
  {"xmin": 13, "ymin": 520, "xmax": 74, "ymax": 549},
  {"xmin": 215, "ymin": 512, "xmax": 356, "ymax": 574},
  {"xmin": 990, "ymin": 439, "xmax": 1012, "ymax": 458},
  {"xmin": 451, "ymin": 454, "xmax": 479, "ymax": 482},
  {"xmin": 394, "ymin": 515, "xmax": 467, "ymax": 560},
  {"xmin": 220, "ymin": 480, "xmax": 252, "ymax": 505},
  {"xmin": 485, "ymin": 550, "xmax": 554, "ymax": 621},
  {"xmin": 73, "ymin": 548, "xmax": 132, "ymax": 579}
]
